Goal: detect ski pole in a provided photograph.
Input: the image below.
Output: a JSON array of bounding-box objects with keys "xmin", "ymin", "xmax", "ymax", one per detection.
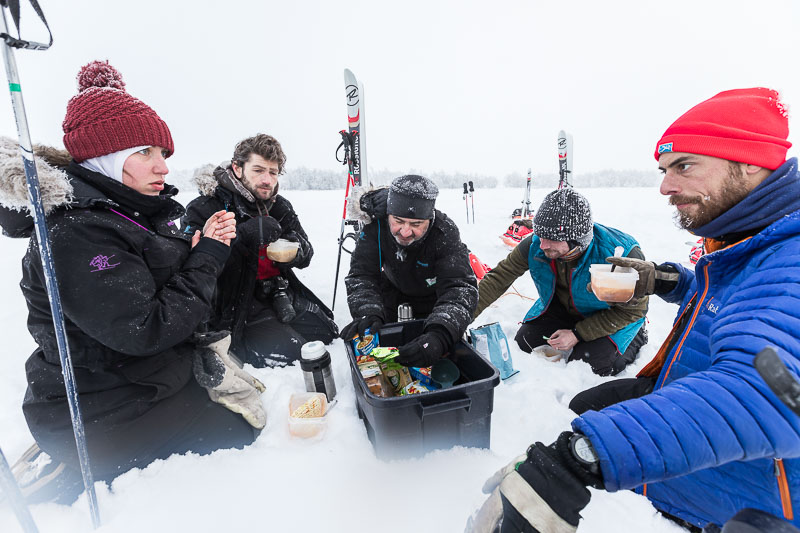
[
  {"xmin": 1, "ymin": 3, "xmax": 100, "ymax": 528},
  {"xmin": 0, "ymin": 445, "xmax": 38, "ymax": 533},
  {"xmin": 462, "ymin": 182, "xmax": 469, "ymax": 223},
  {"xmin": 468, "ymin": 181, "xmax": 475, "ymax": 223},
  {"xmin": 524, "ymin": 168, "xmax": 532, "ymax": 218}
]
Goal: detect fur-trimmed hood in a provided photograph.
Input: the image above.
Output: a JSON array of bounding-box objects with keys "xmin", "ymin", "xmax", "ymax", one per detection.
[{"xmin": 0, "ymin": 136, "xmax": 73, "ymax": 212}]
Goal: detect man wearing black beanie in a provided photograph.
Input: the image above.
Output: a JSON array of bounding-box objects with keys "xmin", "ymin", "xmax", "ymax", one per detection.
[
  {"xmin": 342, "ymin": 175, "xmax": 478, "ymax": 368},
  {"xmin": 475, "ymin": 187, "xmax": 649, "ymax": 376}
]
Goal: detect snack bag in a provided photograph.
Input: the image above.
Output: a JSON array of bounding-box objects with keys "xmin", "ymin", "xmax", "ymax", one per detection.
[
  {"xmin": 399, "ymin": 380, "xmax": 434, "ymax": 396},
  {"xmin": 470, "ymin": 322, "xmax": 519, "ymax": 380},
  {"xmin": 357, "ymin": 354, "xmax": 392, "ymax": 397},
  {"xmin": 370, "ymin": 347, "xmax": 413, "ymax": 394},
  {"xmin": 409, "ymin": 366, "xmax": 438, "ymax": 389},
  {"xmin": 351, "ymin": 329, "xmax": 379, "ymax": 357}
]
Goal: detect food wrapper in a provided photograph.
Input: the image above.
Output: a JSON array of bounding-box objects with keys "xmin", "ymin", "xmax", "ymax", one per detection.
[
  {"xmin": 357, "ymin": 354, "xmax": 382, "ymax": 379},
  {"xmin": 352, "ymin": 330, "xmax": 379, "ymax": 358},
  {"xmin": 409, "ymin": 366, "xmax": 438, "ymax": 388},
  {"xmin": 290, "ymin": 395, "xmax": 326, "ymax": 418},
  {"xmin": 399, "ymin": 380, "xmax": 434, "ymax": 396},
  {"xmin": 370, "ymin": 347, "xmax": 413, "ymax": 394}
]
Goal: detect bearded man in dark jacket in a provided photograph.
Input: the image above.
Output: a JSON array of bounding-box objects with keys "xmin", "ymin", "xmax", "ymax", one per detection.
[
  {"xmin": 182, "ymin": 134, "xmax": 337, "ymax": 368},
  {"xmin": 342, "ymin": 175, "xmax": 478, "ymax": 368}
]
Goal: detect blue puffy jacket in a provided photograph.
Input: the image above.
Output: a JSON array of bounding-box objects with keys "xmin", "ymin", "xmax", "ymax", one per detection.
[{"xmin": 573, "ymin": 159, "xmax": 800, "ymax": 528}]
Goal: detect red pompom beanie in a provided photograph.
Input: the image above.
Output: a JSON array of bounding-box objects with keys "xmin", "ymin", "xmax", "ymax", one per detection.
[
  {"xmin": 654, "ymin": 87, "xmax": 791, "ymax": 170},
  {"xmin": 62, "ymin": 60, "xmax": 174, "ymax": 162}
]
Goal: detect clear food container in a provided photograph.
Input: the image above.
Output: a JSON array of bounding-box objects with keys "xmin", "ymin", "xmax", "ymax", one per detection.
[
  {"xmin": 589, "ymin": 264, "xmax": 639, "ymax": 303},
  {"xmin": 266, "ymin": 239, "xmax": 300, "ymax": 262},
  {"xmin": 288, "ymin": 392, "xmax": 328, "ymax": 438},
  {"xmin": 533, "ymin": 345, "xmax": 571, "ymax": 361}
]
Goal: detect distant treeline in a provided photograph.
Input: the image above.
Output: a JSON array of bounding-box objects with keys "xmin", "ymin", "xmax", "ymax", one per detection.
[{"xmin": 173, "ymin": 166, "xmax": 660, "ymax": 192}]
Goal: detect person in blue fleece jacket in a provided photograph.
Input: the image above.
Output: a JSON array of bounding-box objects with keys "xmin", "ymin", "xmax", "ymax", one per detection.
[{"xmin": 467, "ymin": 87, "xmax": 800, "ymax": 533}]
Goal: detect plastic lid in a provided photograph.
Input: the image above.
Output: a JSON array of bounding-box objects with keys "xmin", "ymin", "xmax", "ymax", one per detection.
[{"xmin": 301, "ymin": 341, "xmax": 327, "ymax": 360}]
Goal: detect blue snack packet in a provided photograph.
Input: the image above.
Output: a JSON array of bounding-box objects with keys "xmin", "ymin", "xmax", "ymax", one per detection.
[{"xmin": 469, "ymin": 322, "xmax": 519, "ymax": 380}]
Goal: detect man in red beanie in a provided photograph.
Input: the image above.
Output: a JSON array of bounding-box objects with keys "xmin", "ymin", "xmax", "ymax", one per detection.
[{"xmin": 467, "ymin": 87, "xmax": 800, "ymax": 532}]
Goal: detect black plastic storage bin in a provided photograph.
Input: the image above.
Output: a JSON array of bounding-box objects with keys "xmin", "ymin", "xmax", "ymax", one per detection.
[{"xmin": 346, "ymin": 320, "xmax": 500, "ymax": 459}]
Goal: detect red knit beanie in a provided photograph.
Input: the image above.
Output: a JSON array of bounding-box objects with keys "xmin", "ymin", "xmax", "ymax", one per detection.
[
  {"xmin": 62, "ymin": 60, "xmax": 174, "ymax": 162},
  {"xmin": 655, "ymin": 87, "xmax": 791, "ymax": 170}
]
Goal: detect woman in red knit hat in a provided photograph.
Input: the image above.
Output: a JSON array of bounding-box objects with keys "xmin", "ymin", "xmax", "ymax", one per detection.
[{"xmin": 12, "ymin": 60, "xmax": 261, "ymax": 503}]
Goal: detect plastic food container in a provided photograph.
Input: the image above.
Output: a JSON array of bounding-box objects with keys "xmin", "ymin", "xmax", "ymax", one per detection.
[
  {"xmin": 288, "ymin": 392, "xmax": 328, "ymax": 438},
  {"xmin": 266, "ymin": 239, "xmax": 300, "ymax": 262},
  {"xmin": 533, "ymin": 345, "xmax": 570, "ymax": 361},
  {"xmin": 589, "ymin": 264, "xmax": 639, "ymax": 303}
]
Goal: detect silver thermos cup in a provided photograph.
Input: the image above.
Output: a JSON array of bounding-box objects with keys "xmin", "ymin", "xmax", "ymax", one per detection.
[
  {"xmin": 397, "ymin": 303, "xmax": 413, "ymax": 322},
  {"xmin": 300, "ymin": 341, "xmax": 337, "ymax": 402}
]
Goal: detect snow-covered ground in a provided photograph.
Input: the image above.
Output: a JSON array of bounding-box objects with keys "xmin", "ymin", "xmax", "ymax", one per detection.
[{"xmin": 0, "ymin": 185, "xmax": 691, "ymax": 532}]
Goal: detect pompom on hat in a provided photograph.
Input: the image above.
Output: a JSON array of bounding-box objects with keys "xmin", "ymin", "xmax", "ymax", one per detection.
[
  {"xmin": 62, "ymin": 60, "xmax": 173, "ymax": 162},
  {"xmin": 655, "ymin": 87, "xmax": 791, "ymax": 170}
]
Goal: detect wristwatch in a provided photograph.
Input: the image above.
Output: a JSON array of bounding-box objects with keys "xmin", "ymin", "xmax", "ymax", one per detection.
[{"xmin": 569, "ymin": 433, "xmax": 600, "ymax": 475}]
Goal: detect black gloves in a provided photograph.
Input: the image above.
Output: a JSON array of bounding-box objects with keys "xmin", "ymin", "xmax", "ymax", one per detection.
[
  {"xmin": 395, "ymin": 328, "xmax": 450, "ymax": 368},
  {"xmin": 237, "ymin": 215, "xmax": 282, "ymax": 248},
  {"xmin": 340, "ymin": 315, "xmax": 384, "ymax": 341},
  {"xmin": 466, "ymin": 431, "xmax": 602, "ymax": 533}
]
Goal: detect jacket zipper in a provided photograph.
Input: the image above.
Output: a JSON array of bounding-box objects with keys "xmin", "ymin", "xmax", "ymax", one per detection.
[
  {"xmin": 659, "ymin": 263, "xmax": 711, "ymax": 387},
  {"xmin": 775, "ymin": 458, "xmax": 794, "ymax": 520}
]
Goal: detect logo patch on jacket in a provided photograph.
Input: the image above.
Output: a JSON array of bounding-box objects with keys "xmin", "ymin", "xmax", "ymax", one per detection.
[
  {"xmin": 90, "ymin": 254, "xmax": 120, "ymax": 272},
  {"xmin": 706, "ymin": 299, "xmax": 720, "ymax": 315},
  {"xmin": 425, "ymin": 277, "xmax": 437, "ymax": 287},
  {"xmin": 396, "ymin": 249, "xmax": 407, "ymax": 262}
]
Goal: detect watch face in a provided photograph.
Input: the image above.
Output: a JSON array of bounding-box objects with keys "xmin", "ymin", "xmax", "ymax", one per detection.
[{"xmin": 573, "ymin": 436, "xmax": 599, "ymax": 463}]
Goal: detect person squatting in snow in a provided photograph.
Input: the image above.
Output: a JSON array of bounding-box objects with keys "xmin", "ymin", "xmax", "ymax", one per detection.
[
  {"xmin": 466, "ymin": 87, "xmax": 800, "ymax": 533},
  {"xmin": 342, "ymin": 174, "xmax": 478, "ymax": 368},
  {"xmin": 4, "ymin": 61, "xmax": 267, "ymax": 504},
  {"xmin": 475, "ymin": 187, "xmax": 649, "ymax": 376},
  {"xmin": 181, "ymin": 134, "xmax": 337, "ymax": 368}
]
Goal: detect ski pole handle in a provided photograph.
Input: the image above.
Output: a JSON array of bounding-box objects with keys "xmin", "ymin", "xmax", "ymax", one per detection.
[{"xmin": 754, "ymin": 347, "xmax": 800, "ymax": 416}]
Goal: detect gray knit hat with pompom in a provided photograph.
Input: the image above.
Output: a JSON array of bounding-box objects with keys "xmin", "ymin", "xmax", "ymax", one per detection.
[{"xmin": 533, "ymin": 188, "xmax": 593, "ymax": 250}]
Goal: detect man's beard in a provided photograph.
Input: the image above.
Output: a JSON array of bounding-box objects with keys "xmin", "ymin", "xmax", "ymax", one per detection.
[{"xmin": 670, "ymin": 163, "xmax": 751, "ymax": 230}]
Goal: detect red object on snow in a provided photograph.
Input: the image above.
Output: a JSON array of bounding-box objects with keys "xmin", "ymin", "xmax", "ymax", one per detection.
[
  {"xmin": 500, "ymin": 219, "xmax": 534, "ymax": 248},
  {"xmin": 469, "ymin": 252, "xmax": 491, "ymax": 280}
]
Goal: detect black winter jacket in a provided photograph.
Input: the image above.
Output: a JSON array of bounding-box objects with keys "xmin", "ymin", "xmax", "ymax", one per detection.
[
  {"xmin": 345, "ymin": 188, "xmax": 478, "ymax": 345},
  {"xmin": 21, "ymin": 163, "xmax": 230, "ymax": 446},
  {"xmin": 181, "ymin": 165, "xmax": 334, "ymax": 344}
]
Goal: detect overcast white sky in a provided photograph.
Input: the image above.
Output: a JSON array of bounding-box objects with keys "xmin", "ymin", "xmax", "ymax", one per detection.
[{"xmin": 1, "ymin": 0, "xmax": 798, "ymax": 179}]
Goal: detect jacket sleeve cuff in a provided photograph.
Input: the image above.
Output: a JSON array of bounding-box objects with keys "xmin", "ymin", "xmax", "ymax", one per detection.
[{"xmin": 192, "ymin": 237, "xmax": 231, "ymax": 268}]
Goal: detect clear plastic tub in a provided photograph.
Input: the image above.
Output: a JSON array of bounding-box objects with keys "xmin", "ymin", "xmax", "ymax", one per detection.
[
  {"xmin": 589, "ymin": 264, "xmax": 639, "ymax": 303},
  {"xmin": 288, "ymin": 392, "xmax": 328, "ymax": 438},
  {"xmin": 533, "ymin": 345, "xmax": 571, "ymax": 361},
  {"xmin": 266, "ymin": 239, "xmax": 300, "ymax": 262}
]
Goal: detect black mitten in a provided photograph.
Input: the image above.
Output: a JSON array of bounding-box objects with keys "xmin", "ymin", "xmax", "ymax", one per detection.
[
  {"xmin": 395, "ymin": 328, "xmax": 449, "ymax": 368},
  {"xmin": 499, "ymin": 431, "xmax": 602, "ymax": 532},
  {"xmin": 237, "ymin": 215, "xmax": 282, "ymax": 248},
  {"xmin": 340, "ymin": 315, "xmax": 384, "ymax": 341}
]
